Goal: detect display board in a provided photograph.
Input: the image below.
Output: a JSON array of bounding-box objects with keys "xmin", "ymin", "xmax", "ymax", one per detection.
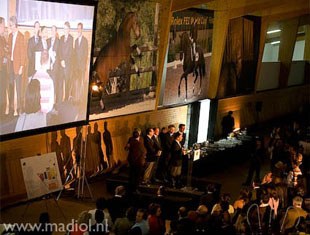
[{"xmin": 21, "ymin": 152, "xmax": 62, "ymax": 200}]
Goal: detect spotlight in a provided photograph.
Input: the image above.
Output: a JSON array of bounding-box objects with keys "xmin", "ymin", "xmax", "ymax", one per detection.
[{"xmin": 92, "ymin": 84, "xmax": 99, "ymax": 92}]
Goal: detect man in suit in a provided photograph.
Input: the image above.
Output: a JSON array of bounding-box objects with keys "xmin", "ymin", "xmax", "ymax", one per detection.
[
  {"xmin": 174, "ymin": 124, "xmax": 186, "ymax": 147},
  {"xmin": 73, "ymin": 22, "xmax": 88, "ymax": 101},
  {"xmin": 158, "ymin": 125, "xmax": 175, "ymax": 183},
  {"xmin": 153, "ymin": 127, "xmax": 162, "ymax": 181},
  {"xmin": 47, "ymin": 25, "xmax": 60, "ymax": 103},
  {"xmin": 143, "ymin": 128, "xmax": 160, "ymax": 184},
  {"xmin": 126, "ymin": 130, "xmax": 146, "ymax": 194},
  {"xmin": 107, "ymin": 185, "xmax": 129, "ymax": 223},
  {"xmin": 0, "ymin": 17, "xmax": 8, "ymax": 116},
  {"xmin": 59, "ymin": 21, "xmax": 73, "ymax": 101},
  {"xmin": 170, "ymin": 132, "xmax": 185, "ymax": 188},
  {"xmin": 174, "ymin": 124, "xmax": 187, "ymax": 176},
  {"xmin": 8, "ymin": 16, "xmax": 26, "ymax": 115},
  {"xmin": 27, "ymin": 21, "xmax": 42, "ymax": 79}
]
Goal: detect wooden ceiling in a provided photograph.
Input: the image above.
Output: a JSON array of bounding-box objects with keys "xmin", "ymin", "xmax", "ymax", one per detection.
[{"xmin": 171, "ymin": 0, "xmax": 309, "ymax": 18}]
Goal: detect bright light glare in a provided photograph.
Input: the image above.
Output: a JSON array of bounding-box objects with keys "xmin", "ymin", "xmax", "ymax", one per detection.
[
  {"xmin": 271, "ymin": 41, "xmax": 280, "ymax": 45},
  {"xmin": 92, "ymin": 84, "xmax": 99, "ymax": 92},
  {"xmin": 267, "ymin": 29, "xmax": 281, "ymax": 34},
  {"xmin": 197, "ymin": 99, "xmax": 210, "ymax": 143}
]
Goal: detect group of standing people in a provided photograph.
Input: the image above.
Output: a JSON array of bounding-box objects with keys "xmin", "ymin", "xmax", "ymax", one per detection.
[
  {"xmin": 0, "ymin": 16, "xmax": 89, "ymax": 128},
  {"xmin": 126, "ymin": 124, "xmax": 187, "ymax": 194}
]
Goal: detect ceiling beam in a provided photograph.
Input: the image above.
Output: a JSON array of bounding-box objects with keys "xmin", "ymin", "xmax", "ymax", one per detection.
[{"xmin": 171, "ymin": 0, "xmax": 214, "ymax": 12}]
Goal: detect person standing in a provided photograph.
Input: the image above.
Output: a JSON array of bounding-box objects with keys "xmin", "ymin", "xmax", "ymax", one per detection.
[
  {"xmin": 221, "ymin": 111, "xmax": 235, "ymax": 138},
  {"xmin": 8, "ymin": 16, "xmax": 26, "ymax": 115},
  {"xmin": 126, "ymin": 130, "xmax": 146, "ymax": 194},
  {"xmin": 153, "ymin": 127, "xmax": 162, "ymax": 181},
  {"xmin": 0, "ymin": 17, "xmax": 8, "ymax": 116},
  {"xmin": 27, "ymin": 21, "xmax": 42, "ymax": 79},
  {"xmin": 47, "ymin": 25, "xmax": 60, "ymax": 104},
  {"xmin": 170, "ymin": 132, "xmax": 185, "ymax": 188},
  {"xmin": 174, "ymin": 124, "xmax": 186, "ymax": 147},
  {"xmin": 73, "ymin": 22, "xmax": 88, "ymax": 101},
  {"xmin": 243, "ymin": 137, "xmax": 265, "ymax": 186},
  {"xmin": 161, "ymin": 125, "xmax": 175, "ymax": 182},
  {"xmin": 143, "ymin": 128, "xmax": 158, "ymax": 184},
  {"xmin": 31, "ymin": 49, "xmax": 54, "ymax": 113},
  {"xmin": 59, "ymin": 21, "xmax": 73, "ymax": 101},
  {"xmin": 174, "ymin": 124, "xmax": 187, "ymax": 176}
]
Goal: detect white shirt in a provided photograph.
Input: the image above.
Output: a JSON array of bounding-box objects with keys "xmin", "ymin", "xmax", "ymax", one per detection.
[
  {"xmin": 78, "ymin": 36, "xmax": 82, "ymax": 46},
  {"xmin": 42, "ymin": 39, "xmax": 47, "ymax": 49},
  {"xmin": 32, "ymin": 69, "xmax": 55, "ymax": 113},
  {"xmin": 11, "ymin": 31, "xmax": 18, "ymax": 61}
]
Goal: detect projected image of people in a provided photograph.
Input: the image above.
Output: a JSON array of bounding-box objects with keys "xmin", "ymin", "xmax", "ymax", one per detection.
[{"xmin": 0, "ymin": 0, "xmax": 95, "ymax": 137}]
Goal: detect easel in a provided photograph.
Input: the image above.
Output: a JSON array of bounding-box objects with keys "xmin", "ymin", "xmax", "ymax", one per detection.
[
  {"xmin": 20, "ymin": 152, "xmax": 66, "ymax": 220},
  {"xmin": 57, "ymin": 125, "xmax": 93, "ymax": 200},
  {"xmin": 22, "ymin": 194, "xmax": 66, "ymax": 219}
]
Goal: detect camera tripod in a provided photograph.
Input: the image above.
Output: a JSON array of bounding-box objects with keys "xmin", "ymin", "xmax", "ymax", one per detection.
[{"xmin": 57, "ymin": 126, "xmax": 93, "ymax": 200}]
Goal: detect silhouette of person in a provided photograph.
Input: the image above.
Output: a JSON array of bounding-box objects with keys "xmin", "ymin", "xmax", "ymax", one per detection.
[
  {"xmin": 221, "ymin": 111, "xmax": 235, "ymax": 138},
  {"xmin": 73, "ymin": 126, "xmax": 83, "ymax": 171},
  {"xmin": 93, "ymin": 122, "xmax": 105, "ymax": 172},
  {"xmin": 51, "ymin": 131, "xmax": 64, "ymax": 182},
  {"xmin": 60, "ymin": 129, "xmax": 72, "ymax": 177},
  {"xmin": 103, "ymin": 121, "xmax": 113, "ymax": 168}
]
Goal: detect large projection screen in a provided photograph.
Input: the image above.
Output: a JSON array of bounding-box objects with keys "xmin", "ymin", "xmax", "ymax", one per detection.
[{"xmin": 0, "ymin": 0, "xmax": 96, "ymax": 140}]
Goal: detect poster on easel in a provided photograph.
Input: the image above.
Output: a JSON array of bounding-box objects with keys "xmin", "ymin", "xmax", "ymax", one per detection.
[{"xmin": 21, "ymin": 152, "xmax": 63, "ymax": 200}]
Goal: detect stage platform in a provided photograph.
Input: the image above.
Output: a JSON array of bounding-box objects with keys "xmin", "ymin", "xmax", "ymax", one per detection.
[{"xmin": 104, "ymin": 165, "xmax": 221, "ymax": 219}]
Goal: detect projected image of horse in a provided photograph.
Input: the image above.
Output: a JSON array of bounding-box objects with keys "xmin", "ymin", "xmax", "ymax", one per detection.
[
  {"xmin": 178, "ymin": 31, "xmax": 205, "ymax": 100},
  {"xmin": 93, "ymin": 12, "xmax": 141, "ymax": 108}
]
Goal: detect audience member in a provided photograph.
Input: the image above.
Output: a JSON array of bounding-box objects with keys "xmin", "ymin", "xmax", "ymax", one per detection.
[
  {"xmin": 129, "ymin": 209, "xmax": 149, "ymax": 235},
  {"xmin": 113, "ymin": 207, "xmax": 136, "ymax": 235},
  {"xmin": 147, "ymin": 203, "xmax": 165, "ymax": 235},
  {"xmin": 108, "ymin": 185, "xmax": 129, "ymax": 223},
  {"xmin": 89, "ymin": 198, "xmax": 113, "ymax": 231}
]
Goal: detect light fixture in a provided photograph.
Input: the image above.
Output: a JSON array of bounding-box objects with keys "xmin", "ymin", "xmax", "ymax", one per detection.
[
  {"xmin": 271, "ymin": 41, "xmax": 280, "ymax": 45},
  {"xmin": 267, "ymin": 29, "xmax": 281, "ymax": 34},
  {"xmin": 91, "ymin": 84, "xmax": 99, "ymax": 92}
]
